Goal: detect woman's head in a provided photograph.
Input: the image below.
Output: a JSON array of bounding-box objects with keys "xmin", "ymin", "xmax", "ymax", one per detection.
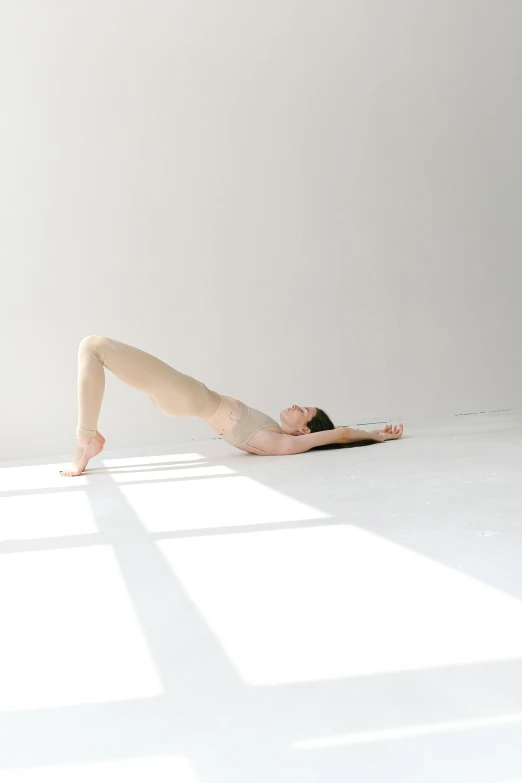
[{"xmin": 280, "ymin": 405, "xmax": 335, "ymax": 436}]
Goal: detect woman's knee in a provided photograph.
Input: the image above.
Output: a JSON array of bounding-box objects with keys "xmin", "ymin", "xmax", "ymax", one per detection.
[{"xmin": 79, "ymin": 335, "xmax": 109, "ymax": 355}]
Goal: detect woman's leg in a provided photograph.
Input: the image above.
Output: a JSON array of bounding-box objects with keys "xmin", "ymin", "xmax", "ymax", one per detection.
[
  {"xmin": 76, "ymin": 335, "xmax": 107, "ymax": 437},
  {"xmin": 62, "ymin": 335, "xmax": 220, "ymax": 476}
]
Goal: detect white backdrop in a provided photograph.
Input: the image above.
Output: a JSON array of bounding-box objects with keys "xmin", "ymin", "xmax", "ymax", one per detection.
[{"xmin": 1, "ymin": 0, "xmax": 521, "ymax": 460}]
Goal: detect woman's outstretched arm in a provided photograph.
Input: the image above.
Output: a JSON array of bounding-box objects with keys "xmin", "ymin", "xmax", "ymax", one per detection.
[{"xmin": 248, "ymin": 424, "xmax": 403, "ymax": 456}]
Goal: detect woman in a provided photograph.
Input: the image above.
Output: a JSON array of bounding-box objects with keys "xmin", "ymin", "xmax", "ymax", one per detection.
[{"xmin": 61, "ymin": 335, "xmax": 403, "ymax": 476}]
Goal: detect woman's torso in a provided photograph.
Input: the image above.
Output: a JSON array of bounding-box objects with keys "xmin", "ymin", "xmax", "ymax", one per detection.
[{"xmin": 206, "ymin": 396, "xmax": 282, "ymax": 453}]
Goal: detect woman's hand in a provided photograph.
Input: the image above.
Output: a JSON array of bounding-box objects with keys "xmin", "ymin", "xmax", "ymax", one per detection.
[{"xmin": 370, "ymin": 423, "xmax": 403, "ymax": 441}]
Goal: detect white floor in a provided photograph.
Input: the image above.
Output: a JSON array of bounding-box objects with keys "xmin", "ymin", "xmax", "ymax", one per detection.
[{"xmin": 1, "ymin": 410, "xmax": 522, "ymax": 783}]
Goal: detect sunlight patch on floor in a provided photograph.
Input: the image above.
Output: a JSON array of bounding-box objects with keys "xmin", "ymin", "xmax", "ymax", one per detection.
[
  {"xmin": 0, "ymin": 546, "xmax": 163, "ymax": 711},
  {"xmin": 0, "ymin": 492, "xmax": 97, "ymax": 540},
  {"xmin": 0, "ymin": 464, "xmax": 89, "ymax": 491},
  {"xmin": 158, "ymin": 524, "xmax": 522, "ymax": 685},
  {"xmin": 291, "ymin": 711, "xmax": 522, "ymax": 748},
  {"xmin": 108, "ymin": 464, "xmax": 234, "ymax": 484},
  {"xmin": 121, "ymin": 475, "xmax": 330, "ymax": 532},
  {"xmin": 101, "ymin": 453, "xmax": 206, "ymax": 468}
]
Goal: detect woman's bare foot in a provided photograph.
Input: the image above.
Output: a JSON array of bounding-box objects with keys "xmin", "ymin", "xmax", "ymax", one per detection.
[{"xmin": 60, "ymin": 432, "xmax": 106, "ymax": 477}]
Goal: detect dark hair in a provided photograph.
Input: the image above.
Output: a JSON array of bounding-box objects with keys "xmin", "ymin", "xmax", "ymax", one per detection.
[
  {"xmin": 307, "ymin": 408, "xmax": 335, "ymax": 433},
  {"xmin": 307, "ymin": 408, "xmax": 375, "ymax": 451}
]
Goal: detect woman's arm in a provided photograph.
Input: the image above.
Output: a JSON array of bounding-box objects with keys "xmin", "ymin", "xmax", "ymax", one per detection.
[
  {"xmin": 288, "ymin": 427, "xmax": 385, "ymax": 453},
  {"xmin": 248, "ymin": 426, "xmax": 384, "ymax": 456}
]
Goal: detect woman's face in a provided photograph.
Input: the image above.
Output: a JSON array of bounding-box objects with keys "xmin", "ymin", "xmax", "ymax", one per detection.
[{"xmin": 280, "ymin": 405, "xmax": 317, "ymax": 435}]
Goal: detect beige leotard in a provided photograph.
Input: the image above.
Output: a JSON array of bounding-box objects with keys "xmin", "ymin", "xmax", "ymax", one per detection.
[{"xmin": 221, "ymin": 402, "xmax": 283, "ymax": 447}]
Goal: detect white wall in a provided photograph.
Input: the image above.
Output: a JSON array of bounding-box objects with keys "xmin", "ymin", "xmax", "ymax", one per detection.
[{"xmin": 1, "ymin": 0, "xmax": 521, "ymax": 460}]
